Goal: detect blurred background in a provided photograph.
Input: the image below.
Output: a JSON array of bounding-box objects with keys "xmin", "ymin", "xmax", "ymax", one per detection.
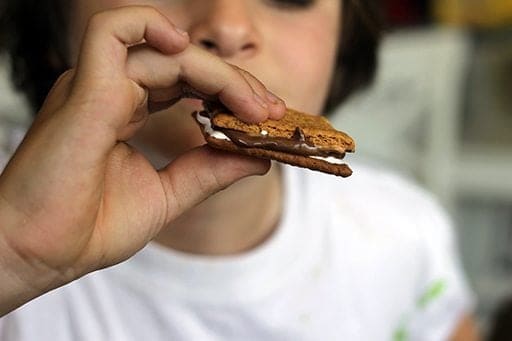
[
  {"xmin": 0, "ymin": 0, "xmax": 511, "ymax": 339},
  {"xmin": 332, "ymin": 0, "xmax": 512, "ymax": 338}
]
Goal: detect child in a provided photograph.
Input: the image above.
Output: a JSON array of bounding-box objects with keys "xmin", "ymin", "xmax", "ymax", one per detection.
[{"xmin": 0, "ymin": 0, "xmax": 478, "ymax": 339}]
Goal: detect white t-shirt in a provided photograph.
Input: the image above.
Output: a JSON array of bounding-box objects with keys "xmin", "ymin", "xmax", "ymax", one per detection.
[{"xmin": 0, "ymin": 163, "xmax": 473, "ymax": 341}]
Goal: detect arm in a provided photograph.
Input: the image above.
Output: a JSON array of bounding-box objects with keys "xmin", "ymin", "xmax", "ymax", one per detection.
[
  {"xmin": 450, "ymin": 314, "xmax": 480, "ymax": 341},
  {"xmin": 0, "ymin": 5, "xmax": 284, "ymax": 316}
]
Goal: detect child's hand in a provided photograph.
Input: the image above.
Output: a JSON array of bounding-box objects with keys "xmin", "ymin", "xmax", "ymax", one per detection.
[{"xmin": 0, "ymin": 6, "xmax": 285, "ymax": 315}]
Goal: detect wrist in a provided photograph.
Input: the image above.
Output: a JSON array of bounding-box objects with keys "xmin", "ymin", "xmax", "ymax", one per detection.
[
  {"xmin": 0, "ymin": 197, "xmax": 64, "ymax": 316},
  {"xmin": 0, "ymin": 231, "xmax": 38, "ymax": 316}
]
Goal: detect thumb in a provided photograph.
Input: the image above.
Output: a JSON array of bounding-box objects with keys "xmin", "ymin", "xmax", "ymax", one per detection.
[{"xmin": 158, "ymin": 146, "xmax": 270, "ymax": 223}]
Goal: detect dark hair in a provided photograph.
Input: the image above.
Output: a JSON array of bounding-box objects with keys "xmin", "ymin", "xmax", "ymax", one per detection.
[
  {"xmin": 0, "ymin": 0, "xmax": 382, "ymax": 113},
  {"xmin": 0, "ymin": 0, "xmax": 70, "ymax": 113},
  {"xmin": 489, "ymin": 298, "xmax": 512, "ymax": 341},
  {"xmin": 327, "ymin": 0, "xmax": 383, "ymax": 113}
]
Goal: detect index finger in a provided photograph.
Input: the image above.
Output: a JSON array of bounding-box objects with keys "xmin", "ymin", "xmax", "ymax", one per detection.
[
  {"xmin": 74, "ymin": 6, "xmax": 189, "ymax": 87},
  {"xmin": 127, "ymin": 45, "xmax": 285, "ymax": 123}
]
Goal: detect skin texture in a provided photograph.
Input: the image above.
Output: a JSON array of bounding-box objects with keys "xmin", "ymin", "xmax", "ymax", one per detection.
[{"xmin": 0, "ymin": 1, "xmax": 480, "ymax": 339}]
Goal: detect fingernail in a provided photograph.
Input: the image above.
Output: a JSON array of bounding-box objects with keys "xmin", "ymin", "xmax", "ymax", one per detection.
[
  {"xmin": 266, "ymin": 90, "xmax": 280, "ymax": 105},
  {"xmin": 254, "ymin": 92, "xmax": 268, "ymax": 109},
  {"xmin": 175, "ymin": 27, "xmax": 188, "ymax": 36}
]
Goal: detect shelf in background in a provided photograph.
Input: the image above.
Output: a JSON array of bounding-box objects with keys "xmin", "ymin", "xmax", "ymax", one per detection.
[{"xmin": 455, "ymin": 145, "xmax": 512, "ymax": 201}]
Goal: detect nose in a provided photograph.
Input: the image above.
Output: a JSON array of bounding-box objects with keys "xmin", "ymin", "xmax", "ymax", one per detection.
[{"xmin": 188, "ymin": 1, "xmax": 260, "ymax": 59}]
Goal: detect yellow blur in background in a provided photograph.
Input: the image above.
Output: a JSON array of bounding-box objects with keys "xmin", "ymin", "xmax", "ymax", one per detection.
[{"xmin": 434, "ymin": 0, "xmax": 512, "ymax": 26}]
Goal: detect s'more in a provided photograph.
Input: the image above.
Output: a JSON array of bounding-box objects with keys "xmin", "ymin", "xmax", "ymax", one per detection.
[{"xmin": 194, "ymin": 106, "xmax": 355, "ymax": 177}]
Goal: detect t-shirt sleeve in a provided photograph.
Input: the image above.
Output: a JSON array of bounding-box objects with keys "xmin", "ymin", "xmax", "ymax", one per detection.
[{"xmin": 405, "ymin": 197, "xmax": 475, "ymax": 341}]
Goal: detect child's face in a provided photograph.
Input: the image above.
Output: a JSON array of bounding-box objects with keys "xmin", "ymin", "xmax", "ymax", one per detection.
[{"xmin": 68, "ymin": 0, "xmax": 341, "ymax": 159}]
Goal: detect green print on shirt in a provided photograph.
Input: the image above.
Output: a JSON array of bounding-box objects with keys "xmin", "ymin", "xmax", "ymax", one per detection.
[
  {"xmin": 392, "ymin": 279, "xmax": 447, "ymax": 341},
  {"xmin": 418, "ymin": 280, "xmax": 447, "ymax": 309}
]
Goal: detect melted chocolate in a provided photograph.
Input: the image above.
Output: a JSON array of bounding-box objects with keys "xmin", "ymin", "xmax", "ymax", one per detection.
[{"xmin": 219, "ymin": 128, "xmax": 346, "ymax": 159}]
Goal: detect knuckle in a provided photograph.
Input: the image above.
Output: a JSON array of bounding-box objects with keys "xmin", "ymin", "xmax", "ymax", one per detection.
[
  {"xmin": 87, "ymin": 11, "xmax": 108, "ymax": 29},
  {"xmin": 160, "ymin": 173, "xmax": 181, "ymax": 213},
  {"xmin": 209, "ymin": 168, "xmax": 226, "ymax": 191},
  {"xmin": 86, "ymin": 6, "xmax": 170, "ymax": 33},
  {"xmin": 193, "ymin": 157, "xmax": 227, "ymax": 194},
  {"xmin": 235, "ymin": 67, "xmax": 266, "ymax": 90},
  {"xmin": 139, "ymin": 5, "xmax": 163, "ymax": 15},
  {"xmin": 131, "ymin": 5, "xmax": 168, "ymax": 24},
  {"xmin": 193, "ymin": 170, "xmax": 215, "ymax": 194},
  {"xmin": 86, "ymin": 10, "xmax": 118, "ymax": 34}
]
